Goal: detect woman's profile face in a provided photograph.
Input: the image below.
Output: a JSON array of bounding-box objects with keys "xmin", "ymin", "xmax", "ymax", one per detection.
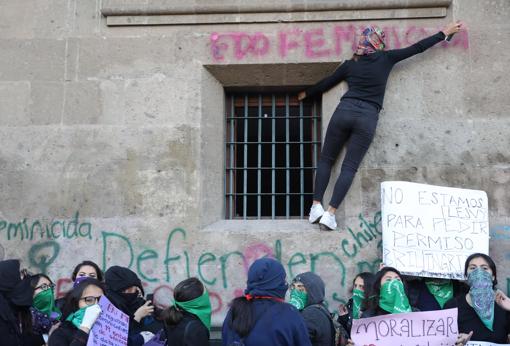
[
  {"xmin": 467, "ymin": 256, "xmax": 494, "ymax": 279},
  {"xmin": 33, "ymin": 277, "xmax": 52, "ymax": 297},
  {"xmin": 380, "ymin": 271, "xmax": 401, "ymax": 285},
  {"xmin": 353, "ymin": 277, "xmax": 365, "ymax": 291}
]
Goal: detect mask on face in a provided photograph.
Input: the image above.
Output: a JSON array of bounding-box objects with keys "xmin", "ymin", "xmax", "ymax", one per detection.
[
  {"xmin": 378, "ymin": 279, "xmax": 412, "ymax": 314},
  {"xmin": 121, "ymin": 292, "xmax": 145, "ymax": 314},
  {"xmin": 289, "ymin": 289, "xmax": 308, "ymax": 311},
  {"xmin": 66, "ymin": 306, "xmax": 88, "ymax": 329},
  {"xmin": 8, "ymin": 276, "xmax": 33, "ymax": 308},
  {"xmin": 352, "ymin": 289, "xmax": 365, "ymax": 319},
  {"xmin": 467, "ymin": 268, "xmax": 495, "ymax": 331},
  {"xmin": 33, "ymin": 288, "xmax": 61, "ymax": 320}
]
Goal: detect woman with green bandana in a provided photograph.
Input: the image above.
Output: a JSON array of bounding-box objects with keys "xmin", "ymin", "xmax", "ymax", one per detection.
[
  {"xmin": 337, "ymin": 272, "xmax": 374, "ymax": 335},
  {"xmin": 444, "ymin": 253, "xmax": 510, "ymax": 345},
  {"xmin": 406, "ymin": 276, "xmax": 467, "ymax": 312},
  {"xmin": 30, "ymin": 274, "xmax": 62, "ymax": 342},
  {"xmin": 289, "ymin": 272, "xmax": 338, "ymax": 346},
  {"xmin": 361, "ymin": 267, "xmax": 414, "ymax": 318},
  {"xmin": 48, "ymin": 278, "xmax": 104, "ymax": 346},
  {"xmin": 161, "ymin": 277, "xmax": 211, "ymax": 346}
]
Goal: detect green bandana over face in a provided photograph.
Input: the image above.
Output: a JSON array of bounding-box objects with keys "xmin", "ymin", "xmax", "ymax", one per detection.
[
  {"xmin": 66, "ymin": 306, "xmax": 87, "ymax": 329},
  {"xmin": 352, "ymin": 289, "xmax": 365, "ymax": 319},
  {"xmin": 379, "ymin": 280, "xmax": 412, "ymax": 314},
  {"xmin": 289, "ymin": 289, "xmax": 308, "ymax": 311},
  {"xmin": 174, "ymin": 290, "xmax": 212, "ymax": 331},
  {"xmin": 425, "ymin": 279, "xmax": 454, "ymax": 309},
  {"xmin": 468, "ymin": 268, "xmax": 495, "ymax": 331},
  {"xmin": 33, "ymin": 288, "xmax": 61, "ymax": 320}
]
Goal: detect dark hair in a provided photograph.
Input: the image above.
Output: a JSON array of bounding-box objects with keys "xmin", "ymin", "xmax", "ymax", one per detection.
[
  {"xmin": 71, "ymin": 261, "xmax": 103, "ymax": 282},
  {"xmin": 228, "ymin": 296, "xmax": 253, "ymax": 337},
  {"xmin": 61, "ymin": 278, "xmax": 105, "ymax": 320},
  {"xmin": 350, "ymin": 272, "xmax": 375, "ymax": 294},
  {"xmin": 161, "ymin": 277, "xmax": 204, "ymax": 327},
  {"xmin": 30, "ymin": 273, "xmax": 53, "ymax": 291},
  {"xmin": 464, "ymin": 253, "xmax": 498, "ymax": 287},
  {"xmin": 365, "ymin": 267, "xmax": 407, "ymax": 313}
]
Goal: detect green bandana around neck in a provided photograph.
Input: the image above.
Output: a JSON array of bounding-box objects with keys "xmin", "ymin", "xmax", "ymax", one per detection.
[
  {"xmin": 379, "ymin": 279, "xmax": 412, "ymax": 314},
  {"xmin": 352, "ymin": 289, "xmax": 365, "ymax": 319},
  {"xmin": 33, "ymin": 288, "xmax": 61, "ymax": 320},
  {"xmin": 174, "ymin": 290, "xmax": 212, "ymax": 331},
  {"xmin": 289, "ymin": 289, "xmax": 308, "ymax": 311},
  {"xmin": 66, "ymin": 306, "xmax": 88, "ymax": 329},
  {"xmin": 468, "ymin": 268, "xmax": 495, "ymax": 331},
  {"xmin": 425, "ymin": 279, "xmax": 454, "ymax": 309}
]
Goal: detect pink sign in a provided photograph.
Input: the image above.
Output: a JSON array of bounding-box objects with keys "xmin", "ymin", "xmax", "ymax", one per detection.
[
  {"xmin": 351, "ymin": 308, "xmax": 458, "ymax": 346},
  {"xmin": 87, "ymin": 296, "xmax": 130, "ymax": 346}
]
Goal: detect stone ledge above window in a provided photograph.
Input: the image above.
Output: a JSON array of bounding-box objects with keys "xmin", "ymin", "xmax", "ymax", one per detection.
[
  {"xmin": 101, "ymin": 0, "xmax": 451, "ymax": 26},
  {"xmin": 201, "ymin": 219, "xmax": 320, "ymax": 233}
]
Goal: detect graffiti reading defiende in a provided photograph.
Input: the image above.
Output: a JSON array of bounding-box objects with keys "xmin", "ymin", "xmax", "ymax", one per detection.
[
  {"xmin": 0, "ymin": 210, "xmax": 383, "ymax": 312},
  {"xmin": 381, "ymin": 181, "xmax": 489, "ymax": 279},
  {"xmin": 210, "ymin": 24, "xmax": 469, "ymax": 62}
]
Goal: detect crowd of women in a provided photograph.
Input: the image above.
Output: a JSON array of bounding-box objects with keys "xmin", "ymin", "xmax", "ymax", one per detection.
[{"xmin": 0, "ymin": 252, "xmax": 509, "ymax": 346}]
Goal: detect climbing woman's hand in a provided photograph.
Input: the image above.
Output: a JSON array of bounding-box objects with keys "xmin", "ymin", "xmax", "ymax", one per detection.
[{"xmin": 442, "ymin": 21, "xmax": 463, "ymax": 37}]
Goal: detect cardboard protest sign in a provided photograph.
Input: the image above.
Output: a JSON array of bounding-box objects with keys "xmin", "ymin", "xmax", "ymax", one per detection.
[
  {"xmin": 351, "ymin": 308, "xmax": 458, "ymax": 346},
  {"xmin": 381, "ymin": 181, "xmax": 489, "ymax": 279},
  {"xmin": 467, "ymin": 343, "xmax": 510, "ymax": 346},
  {"xmin": 87, "ymin": 296, "xmax": 129, "ymax": 346}
]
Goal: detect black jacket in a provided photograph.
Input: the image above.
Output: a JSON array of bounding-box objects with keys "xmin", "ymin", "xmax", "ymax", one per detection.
[
  {"xmin": 336, "ymin": 298, "xmax": 353, "ymax": 334},
  {"xmin": 164, "ymin": 311, "xmax": 209, "ymax": 346},
  {"xmin": 296, "ymin": 272, "xmax": 335, "ymax": 346},
  {"xmin": 48, "ymin": 321, "xmax": 89, "ymax": 346}
]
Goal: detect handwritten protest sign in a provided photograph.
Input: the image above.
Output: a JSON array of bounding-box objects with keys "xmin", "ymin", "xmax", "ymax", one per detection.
[
  {"xmin": 87, "ymin": 296, "xmax": 129, "ymax": 346},
  {"xmin": 381, "ymin": 181, "xmax": 489, "ymax": 279},
  {"xmin": 351, "ymin": 308, "xmax": 458, "ymax": 346},
  {"xmin": 467, "ymin": 343, "xmax": 510, "ymax": 346}
]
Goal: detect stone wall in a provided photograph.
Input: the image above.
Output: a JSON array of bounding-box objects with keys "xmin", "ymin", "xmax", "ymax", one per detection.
[{"xmin": 1, "ymin": 0, "xmax": 509, "ymax": 325}]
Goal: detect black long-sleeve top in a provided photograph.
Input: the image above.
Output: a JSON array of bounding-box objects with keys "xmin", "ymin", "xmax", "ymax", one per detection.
[
  {"xmin": 48, "ymin": 321, "xmax": 89, "ymax": 346},
  {"xmin": 304, "ymin": 31, "xmax": 447, "ymax": 109},
  {"xmin": 444, "ymin": 295, "xmax": 510, "ymax": 343}
]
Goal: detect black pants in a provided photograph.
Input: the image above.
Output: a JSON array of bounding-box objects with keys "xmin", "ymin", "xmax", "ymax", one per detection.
[{"xmin": 313, "ymin": 98, "xmax": 379, "ymax": 208}]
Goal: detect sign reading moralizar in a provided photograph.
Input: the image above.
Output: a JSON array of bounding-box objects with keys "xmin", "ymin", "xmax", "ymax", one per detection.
[
  {"xmin": 381, "ymin": 181, "xmax": 489, "ymax": 279},
  {"xmin": 351, "ymin": 308, "xmax": 459, "ymax": 346}
]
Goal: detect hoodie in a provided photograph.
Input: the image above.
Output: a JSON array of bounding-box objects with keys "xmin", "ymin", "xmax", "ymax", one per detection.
[
  {"xmin": 295, "ymin": 272, "xmax": 335, "ymax": 346},
  {"xmin": 222, "ymin": 258, "xmax": 311, "ymax": 346}
]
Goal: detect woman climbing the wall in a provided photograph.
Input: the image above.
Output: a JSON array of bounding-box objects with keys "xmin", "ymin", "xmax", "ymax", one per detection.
[{"xmin": 301, "ymin": 21, "xmax": 463, "ymax": 230}]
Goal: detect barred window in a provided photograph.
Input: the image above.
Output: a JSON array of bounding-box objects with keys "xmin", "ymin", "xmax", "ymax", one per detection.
[{"xmin": 225, "ymin": 92, "xmax": 322, "ymax": 219}]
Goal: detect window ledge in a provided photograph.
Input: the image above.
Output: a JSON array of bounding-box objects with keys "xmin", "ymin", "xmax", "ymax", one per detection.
[
  {"xmin": 201, "ymin": 219, "xmax": 323, "ymax": 233},
  {"xmin": 102, "ymin": 0, "xmax": 451, "ymax": 26}
]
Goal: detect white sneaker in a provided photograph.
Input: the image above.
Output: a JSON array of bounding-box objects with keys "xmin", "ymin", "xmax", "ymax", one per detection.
[
  {"xmin": 319, "ymin": 212, "xmax": 337, "ymax": 231},
  {"xmin": 308, "ymin": 204, "xmax": 324, "ymax": 224}
]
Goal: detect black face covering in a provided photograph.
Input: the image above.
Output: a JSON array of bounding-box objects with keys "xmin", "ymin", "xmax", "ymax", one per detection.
[
  {"xmin": 105, "ymin": 266, "xmax": 146, "ymax": 318},
  {"xmin": 7, "ymin": 276, "xmax": 33, "ymax": 307},
  {"xmin": 0, "ymin": 260, "xmax": 33, "ymax": 308}
]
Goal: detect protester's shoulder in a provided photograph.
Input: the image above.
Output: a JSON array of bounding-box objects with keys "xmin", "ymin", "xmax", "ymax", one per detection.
[
  {"xmin": 443, "ymin": 295, "xmax": 462, "ymax": 310},
  {"xmin": 302, "ymin": 304, "xmax": 330, "ymax": 320},
  {"xmin": 48, "ymin": 322, "xmax": 75, "ymax": 345},
  {"xmin": 270, "ymin": 302, "xmax": 304, "ymax": 319}
]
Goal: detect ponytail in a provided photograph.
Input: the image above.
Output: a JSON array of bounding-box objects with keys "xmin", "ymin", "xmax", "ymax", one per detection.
[
  {"xmin": 229, "ymin": 297, "xmax": 254, "ymax": 337},
  {"xmin": 161, "ymin": 305, "xmax": 184, "ymax": 326}
]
